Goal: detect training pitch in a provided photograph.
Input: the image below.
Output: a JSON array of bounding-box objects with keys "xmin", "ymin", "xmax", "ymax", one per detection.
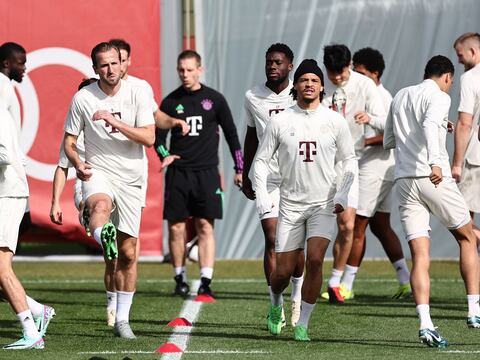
[{"xmin": 0, "ymin": 259, "xmax": 478, "ymax": 359}]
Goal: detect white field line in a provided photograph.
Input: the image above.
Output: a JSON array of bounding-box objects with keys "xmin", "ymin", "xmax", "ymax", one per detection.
[
  {"xmin": 443, "ymin": 350, "xmax": 480, "ymax": 354},
  {"xmin": 21, "ymin": 277, "xmax": 465, "ymax": 285},
  {"xmin": 78, "ymin": 350, "xmax": 271, "ymax": 355},
  {"xmin": 161, "ymin": 280, "xmax": 202, "ymax": 360}
]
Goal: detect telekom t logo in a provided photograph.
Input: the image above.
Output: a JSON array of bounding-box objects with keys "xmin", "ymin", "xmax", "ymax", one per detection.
[
  {"xmin": 186, "ymin": 116, "xmax": 203, "ymax": 136},
  {"xmin": 268, "ymin": 108, "xmax": 285, "ymax": 117},
  {"xmin": 299, "ymin": 141, "xmax": 317, "ymax": 162}
]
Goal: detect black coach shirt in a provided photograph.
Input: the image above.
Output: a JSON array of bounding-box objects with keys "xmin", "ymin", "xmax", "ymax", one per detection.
[{"xmin": 155, "ymin": 84, "xmax": 243, "ymax": 173}]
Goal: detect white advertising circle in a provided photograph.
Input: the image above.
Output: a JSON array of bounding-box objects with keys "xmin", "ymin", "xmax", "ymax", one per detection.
[{"xmin": 15, "ymin": 47, "xmax": 95, "ymax": 181}]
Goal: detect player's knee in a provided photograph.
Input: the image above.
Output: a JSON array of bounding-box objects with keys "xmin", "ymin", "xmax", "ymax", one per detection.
[
  {"xmin": 118, "ymin": 246, "xmax": 136, "ymax": 267},
  {"xmin": 265, "ymin": 236, "xmax": 276, "ymax": 252},
  {"xmin": 90, "ymin": 199, "xmax": 111, "ymax": 216},
  {"xmin": 306, "ymin": 255, "xmax": 323, "ymax": 270}
]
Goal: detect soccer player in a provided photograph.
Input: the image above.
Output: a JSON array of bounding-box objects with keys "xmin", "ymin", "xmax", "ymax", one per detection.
[
  {"xmin": 155, "ymin": 50, "xmax": 243, "ymax": 298},
  {"xmin": 0, "ymin": 107, "xmax": 55, "ymax": 350},
  {"xmin": 451, "ymin": 33, "xmax": 480, "ymax": 247},
  {"xmin": 0, "ymin": 42, "xmax": 32, "ymax": 236},
  {"xmin": 253, "ymin": 59, "xmax": 356, "ymax": 341},
  {"xmin": 321, "ymin": 44, "xmax": 385, "ymax": 303},
  {"xmin": 384, "ymin": 55, "xmax": 480, "ymax": 348},
  {"xmin": 338, "ymin": 47, "xmax": 411, "ymax": 299},
  {"xmin": 243, "ymin": 43, "xmax": 304, "ymax": 326},
  {"xmin": 64, "ymin": 42, "xmax": 155, "ymax": 339}
]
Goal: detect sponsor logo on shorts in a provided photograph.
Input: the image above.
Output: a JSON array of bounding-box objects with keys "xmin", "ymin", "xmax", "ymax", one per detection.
[
  {"xmin": 201, "ymin": 99, "xmax": 213, "ymax": 111},
  {"xmin": 299, "ymin": 141, "xmax": 317, "ymax": 162}
]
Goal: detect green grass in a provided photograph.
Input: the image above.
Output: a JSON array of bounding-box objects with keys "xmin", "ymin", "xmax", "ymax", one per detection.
[{"xmin": 0, "ymin": 260, "xmax": 478, "ymax": 359}]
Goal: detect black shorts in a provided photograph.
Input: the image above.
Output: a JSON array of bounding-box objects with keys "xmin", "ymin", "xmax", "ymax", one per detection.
[{"xmin": 164, "ymin": 167, "xmax": 223, "ymax": 221}]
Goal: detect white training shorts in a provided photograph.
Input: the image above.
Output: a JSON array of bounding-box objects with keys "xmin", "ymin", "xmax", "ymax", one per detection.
[
  {"xmin": 260, "ymin": 186, "xmax": 280, "ymax": 220},
  {"xmin": 0, "ymin": 197, "xmax": 27, "ymax": 253},
  {"xmin": 276, "ymin": 203, "xmax": 336, "ymax": 252},
  {"xmin": 356, "ymin": 171, "xmax": 393, "ymax": 217},
  {"xmin": 335, "ymin": 160, "xmax": 359, "ymax": 209},
  {"xmin": 82, "ymin": 170, "xmax": 143, "ymax": 238},
  {"xmin": 396, "ymin": 177, "xmax": 470, "ymax": 241},
  {"xmin": 458, "ymin": 162, "xmax": 480, "ymax": 213}
]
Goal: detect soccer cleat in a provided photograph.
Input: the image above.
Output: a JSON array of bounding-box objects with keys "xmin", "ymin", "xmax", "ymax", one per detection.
[
  {"xmin": 392, "ymin": 284, "xmax": 412, "ymax": 299},
  {"xmin": 197, "ymin": 277, "xmax": 215, "ymax": 298},
  {"xmin": 114, "ymin": 320, "xmax": 136, "ymax": 339},
  {"xmin": 33, "ymin": 305, "xmax": 55, "ymax": 337},
  {"xmin": 340, "ymin": 284, "xmax": 354, "ymax": 300},
  {"xmin": 418, "ymin": 328, "xmax": 448, "ymax": 348},
  {"xmin": 467, "ymin": 315, "xmax": 480, "ymax": 328},
  {"xmin": 327, "ymin": 286, "xmax": 345, "ymax": 304},
  {"xmin": 267, "ymin": 304, "xmax": 284, "ymax": 335},
  {"xmin": 291, "ymin": 300, "xmax": 301, "ymax": 327},
  {"xmin": 173, "ymin": 275, "xmax": 190, "ymax": 297},
  {"xmin": 3, "ymin": 333, "xmax": 44, "ymax": 350},
  {"xmin": 101, "ymin": 223, "xmax": 118, "ymax": 260},
  {"xmin": 294, "ymin": 325, "xmax": 311, "ymax": 341},
  {"xmin": 107, "ymin": 309, "xmax": 116, "ymax": 327}
]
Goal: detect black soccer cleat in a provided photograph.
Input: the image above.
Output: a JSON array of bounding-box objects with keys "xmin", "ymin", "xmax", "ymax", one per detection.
[
  {"xmin": 173, "ymin": 275, "xmax": 190, "ymax": 297},
  {"xmin": 197, "ymin": 277, "xmax": 215, "ymax": 298}
]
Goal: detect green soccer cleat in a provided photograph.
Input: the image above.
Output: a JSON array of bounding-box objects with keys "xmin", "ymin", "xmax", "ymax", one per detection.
[
  {"xmin": 3, "ymin": 333, "xmax": 44, "ymax": 350},
  {"xmin": 267, "ymin": 304, "xmax": 284, "ymax": 335},
  {"xmin": 101, "ymin": 223, "xmax": 118, "ymax": 260},
  {"xmin": 467, "ymin": 315, "xmax": 480, "ymax": 328},
  {"xmin": 33, "ymin": 305, "xmax": 55, "ymax": 337},
  {"xmin": 392, "ymin": 284, "xmax": 412, "ymax": 299},
  {"xmin": 294, "ymin": 325, "xmax": 311, "ymax": 341},
  {"xmin": 419, "ymin": 328, "xmax": 448, "ymax": 348}
]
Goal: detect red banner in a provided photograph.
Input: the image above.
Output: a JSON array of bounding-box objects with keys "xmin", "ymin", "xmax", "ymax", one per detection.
[{"xmin": 0, "ymin": 0, "xmax": 163, "ymax": 255}]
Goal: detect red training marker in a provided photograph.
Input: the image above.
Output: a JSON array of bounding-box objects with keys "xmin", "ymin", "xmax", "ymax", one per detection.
[
  {"xmin": 168, "ymin": 317, "xmax": 192, "ymax": 326},
  {"xmin": 194, "ymin": 294, "xmax": 216, "ymax": 303},
  {"xmin": 156, "ymin": 343, "xmax": 183, "ymax": 353}
]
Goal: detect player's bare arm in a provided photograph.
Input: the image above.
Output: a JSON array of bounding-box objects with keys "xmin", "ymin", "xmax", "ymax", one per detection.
[
  {"xmin": 353, "ymin": 111, "xmax": 371, "ymax": 124},
  {"xmin": 429, "ymin": 165, "xmax": 443, "ymax": 187},
  {"xmin": 154, "ymin": 109, "xmax": 190, "ymax": 135},
  {"xmin": 64, "ymin": 133, "xmax": 92, "ymax": 181},
  {"xmin": 364, "ymin": 134, "xmax": 384, "ymax": 146},
  {"xmin": 49, "ymin": 166, "xmax": 69, "ymax": 225},
  {"xmin": 452, "ymin": 112, "xmax": 473, "ymax": 182},
  {"xmin": 241, "ymin": 126, "xmax": 258, "ymax": 200},
  {"xmin": 92, "ymin": 110, "xmax": 155, "ymax": 147}
]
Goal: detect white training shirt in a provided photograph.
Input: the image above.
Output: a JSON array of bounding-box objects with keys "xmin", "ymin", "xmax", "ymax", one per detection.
[
  {"xmin": 0, "ymin": 72, "xmax": 21, "ymax": 138},
  {"xmin": 458, "ymin": 63, "xmax": 480, "ymax": 166},
  {"xmin": 358, "ymin": 83, "xmax": 395, "ymax": 180},
  {"xmin": 0, "ymin": 107, "xmax": 28, "ymax": 197},
  {"xmin": 384, "ymin": 79, "xmax": 451, "ymax": 179},
  {"xmin": 64, "ymin": 80, "xmax": 154, "ymax": 186},
  {"xmin": 322, "ymin": 70, "xmax": 387, "ymax": 149},
  {"xmin": 126, "ymin": 74, "xmax": 158, "ymax": 113},
  {"xmin": 244, "ymin": 80, "xmax": 295, "ymax": 185},
  {"xmin": 253, "ymin": 104, "xmax": 356, "ymax": 216}
]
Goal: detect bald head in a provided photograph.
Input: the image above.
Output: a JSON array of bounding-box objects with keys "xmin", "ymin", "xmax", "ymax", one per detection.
[{"xmin": 454, "ymin": 32, "xmax": 480, "ymax": 70}]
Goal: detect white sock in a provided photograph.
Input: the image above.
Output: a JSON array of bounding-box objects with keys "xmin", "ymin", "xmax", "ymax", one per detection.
[
  {"xmin": 296, "ymin": 301, "xmax": 316, "ymax": 329},
  {"xmin": 341, "ymin": 265, "xmax": 358, "ymax": 291},
  {"xmin": 290, "ymin": 275, "xmax": 304, "ymax": 302},
  {"xmin": 25, "ymin": 295, "xmax": 43, "ymax": 317},
  {"xmin": 106, "ymin": 291, "xmax": 117, "ymax": 311},
  {"xmin": 200, "ymin": 267, "xmax": 214, "ymax": 280},
  {"xmin": 467, "ymin": 294, "xmax": 480, "ymax": 316},
  {"xmin": 416, "ymin": 304, "xmax": 435, "ymax": 330},
  {"xmin": 116, "ymin": 291, "xmax": 134, "ymax": 323},
  {"xmin": 271, "ymin": 291, "xmax": 284, "ymax": 306},
  {"xmin": 174, "ymin": 266, "xmax": 187, "ymax": 282},
  {"xmin": 17, "ymin": 309, "xmax": 39, "ymax": 339},
  {"xmin": 268, "ymin": 286, "xmax": 275, "ymax": 303},
  {"xmin": 93, "ymin": 227, "xmax": 103, "ymax": 246},
  {"xmin": 328, "ymin": 268, "xmax": 343, "ymax": 288},
  {"xmin": 392, "ymin": 258, "xmax": 410, "ymax": 285}
]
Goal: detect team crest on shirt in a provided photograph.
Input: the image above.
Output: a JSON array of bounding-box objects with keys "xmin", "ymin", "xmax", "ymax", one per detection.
[
  {"xmin": 201, "ymin": 99, "xmax": 213, "ymax": 111},
  {"xmin": 176, "ymin": 104, "xmax": 184, "ymax": 114}
]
